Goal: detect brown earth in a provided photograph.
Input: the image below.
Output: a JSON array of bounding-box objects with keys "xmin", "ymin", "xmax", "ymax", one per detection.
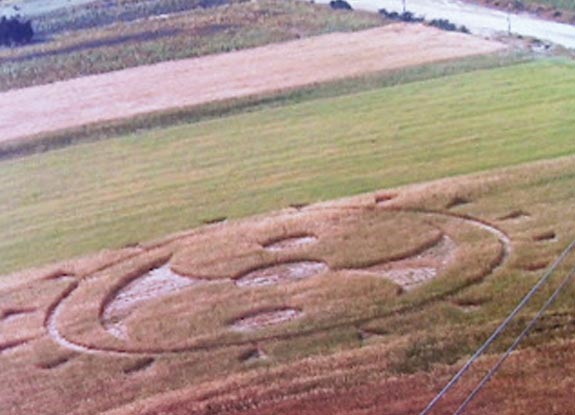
[{"xmin": 0, "ymin": 24, "xmax": 505, "ymax": 144}]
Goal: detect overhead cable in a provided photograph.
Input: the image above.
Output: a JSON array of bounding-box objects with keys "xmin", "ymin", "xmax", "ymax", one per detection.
[
  {"xmin": 454, "ymin": 264, "xmax": 575, "ymax": 414},
  {"xmin": 418, "ymin": 238, "xmax": 575, "ymax": 415}
]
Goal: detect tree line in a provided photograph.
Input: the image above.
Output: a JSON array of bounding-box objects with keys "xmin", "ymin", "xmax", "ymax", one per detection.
[{"xmin": 0, "ymin": 16, "xmax": 34, "ymax": 46}]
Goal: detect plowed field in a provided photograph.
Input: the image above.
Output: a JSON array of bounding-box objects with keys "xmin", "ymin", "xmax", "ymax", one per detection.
[{"xmin": 0, "ymin": 24, "xmax": 504, "ymax": 143}]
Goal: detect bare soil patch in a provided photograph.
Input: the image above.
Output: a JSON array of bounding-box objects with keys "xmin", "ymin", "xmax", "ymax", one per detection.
[
  {"xmin": 0, "ymin": 24, "xmax": 505, "ymax": 144},
  {"xmin": 262, "ymin": 235, "xmax": 318, "ymax": 252},
  {"xmin": 382, "ymin": 267, "xmax": 438, "ymax": 289},
  {"xmin": 102, "ymin": 263, "xmax": 203, "ymax": 339},
  {"xmin": 355, "ymin": 235, "xmax": 457, "ymax": 290},
  {"xmin": 235, "ymin": 261, "xmax": 328, "ymax": 287}
]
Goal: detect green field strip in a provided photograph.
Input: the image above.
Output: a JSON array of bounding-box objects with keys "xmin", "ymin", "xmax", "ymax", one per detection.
[{"xmin": 1, "ymin": 59, "xmax": 575, "ymax": 273}]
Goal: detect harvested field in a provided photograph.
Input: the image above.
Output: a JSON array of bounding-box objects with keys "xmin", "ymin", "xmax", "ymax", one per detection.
[
  {"xmin": 2, "ymin": 155, "xmax": 575, "ymax": 414},
  {"xmin": 0, "ymin": 24, "xmax": 505, "ymax": 144},
  {"xmin": 150, "ymin": 339, "xmax": 575, "ymax": 415}
]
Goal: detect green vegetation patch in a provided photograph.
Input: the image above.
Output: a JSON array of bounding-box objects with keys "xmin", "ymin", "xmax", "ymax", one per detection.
[{"xmin": 1, "ymin": 59, "xmax": 575, "ymax": 274}]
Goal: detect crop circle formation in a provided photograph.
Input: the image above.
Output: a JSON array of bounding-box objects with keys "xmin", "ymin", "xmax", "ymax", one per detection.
[{"xmin": 44, "ymin": 204, "xmax": 509, "ymax": 356}]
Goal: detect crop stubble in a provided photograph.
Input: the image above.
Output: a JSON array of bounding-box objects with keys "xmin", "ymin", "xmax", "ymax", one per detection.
[{"xmin": 0, "ymin": 24, "xmax": 505, "ymax": 144}]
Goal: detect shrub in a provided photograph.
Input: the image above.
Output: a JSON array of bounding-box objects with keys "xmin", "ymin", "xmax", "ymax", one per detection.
[
  {"xmin": 0, "ymin": 16, "xmax": 34, "ymax": 47},
  {"xmin": 378, "ymin": 8, "xmax": 423, "ymax": 23},
  {"xmin": 330, "ymin": 0, "xmax": 352, "ymax": 11},
  {"xmin": 379, "ymin": 8, "xmax": 469, "ymax": 33},
  {"xmin": 399, "ymin": 11, "xmax": 424, "ymax": 23},
  {"xmin": 428, "ymin": 18, "xmax": 470, "ymax": 33}
]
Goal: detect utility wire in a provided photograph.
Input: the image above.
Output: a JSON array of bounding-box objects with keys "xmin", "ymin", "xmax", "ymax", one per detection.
[
  {"xmin": 418, "ymin": 238, "xmax": 575, "ymax": 415},
  {"xmin": 453, "ymin": 264, "xmax": 575, "ymax": 414}
]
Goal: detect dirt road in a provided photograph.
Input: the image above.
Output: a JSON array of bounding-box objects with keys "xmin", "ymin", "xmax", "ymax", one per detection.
[
  {"xmin": 317, "ymin": 0, "xmax": 575, "ymax": 48},
  {"xmin": 0, "ymin": 24, "xmax": 504, "ymax": 144}
]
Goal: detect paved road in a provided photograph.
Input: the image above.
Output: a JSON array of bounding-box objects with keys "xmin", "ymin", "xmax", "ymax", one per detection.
[
  {"xmin": 0, "ymin": 0, "xmax": 97, "ymax": 17},
  {"xmin": 317, "ymin": 0, "xmax": 575, "ymax": 49},
  {"xmin": 4, "ymin": 0, "xmax": 575, "ymax": 48}
]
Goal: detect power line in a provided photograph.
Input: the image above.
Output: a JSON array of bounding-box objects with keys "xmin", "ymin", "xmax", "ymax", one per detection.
[
  {"xmin": 453, "ymin": 264, "xmax": 575, "ymax": 414},
  {"xmin": 418, "ymin": 238, "xmax": 575, "ymax": 415}
]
